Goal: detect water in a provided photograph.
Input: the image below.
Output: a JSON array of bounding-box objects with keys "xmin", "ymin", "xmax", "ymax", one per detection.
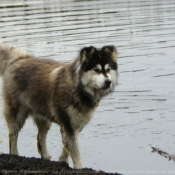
[{"xmin": 0, "ymin": 0, "xmax": 175, "ymax": 174}]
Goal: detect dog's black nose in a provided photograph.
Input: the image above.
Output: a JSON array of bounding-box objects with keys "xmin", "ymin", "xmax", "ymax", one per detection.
[{"xmin": 105, "ymin": 79, "xmax": 111, "ymax": 87}]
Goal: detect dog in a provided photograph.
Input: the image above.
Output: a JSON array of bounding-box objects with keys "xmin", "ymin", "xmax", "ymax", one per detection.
[{"xmin": 0, "ymin": 43, "xmax": 118, "ymax": 169}]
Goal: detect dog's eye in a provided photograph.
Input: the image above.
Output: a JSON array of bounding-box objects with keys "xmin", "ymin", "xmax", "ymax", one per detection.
[
  {"xmin": 106, "ymin": 68, "xmax": 111, "ymax": 73},
  {"xmin": 93, "ymin": 68, "xmax": 101, "ymax": 73}
]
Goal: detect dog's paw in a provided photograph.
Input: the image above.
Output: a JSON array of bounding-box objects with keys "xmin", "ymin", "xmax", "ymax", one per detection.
[
  {"xmin": 42, "ymin": 154, "xmax": 52, "ymax": 160},
  {"xmin": 73, "ymin": 162, "xmax": 84, "ymax": 169},
  {"xmin": 59, "ymin": 157, "xmax": 69, "ymax": 163}
]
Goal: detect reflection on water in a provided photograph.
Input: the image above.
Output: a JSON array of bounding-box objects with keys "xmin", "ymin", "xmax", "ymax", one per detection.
[{"xmin": 0, "ymin": 0, "xmax": 175, "ymax": 174}]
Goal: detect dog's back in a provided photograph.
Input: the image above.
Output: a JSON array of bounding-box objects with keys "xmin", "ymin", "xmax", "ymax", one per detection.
[{"xmin": 0, "ymin": 44, "xmax": 63, "ymax": 75}]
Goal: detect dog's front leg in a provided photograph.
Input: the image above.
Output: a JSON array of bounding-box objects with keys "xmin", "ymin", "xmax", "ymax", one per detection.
[
  {"xmin": 69, "ymin": 130, "xmax": 84, "ymax": 169},
  {"xmin": 59, "ymin": 127, "xmax": 69, "ymax": 163},
  {"xmin": 61, "ymin": 128, "xmax": 84, "ymax": 169}
]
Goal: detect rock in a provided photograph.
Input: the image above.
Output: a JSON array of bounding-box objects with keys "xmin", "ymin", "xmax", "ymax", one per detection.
[{"xmin": 0, "ymin": 154, "xmax": 121, "ymax": 175}]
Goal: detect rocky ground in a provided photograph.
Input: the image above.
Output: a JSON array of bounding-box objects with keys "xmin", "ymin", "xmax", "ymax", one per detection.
[{"xmin": 0, "ymin": 154, "xmax": 121, "ymax": 175}]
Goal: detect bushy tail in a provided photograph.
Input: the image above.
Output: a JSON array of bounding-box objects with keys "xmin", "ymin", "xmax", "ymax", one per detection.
[{"xmin": 0, "ymin": 43, "xmax": 28, "ymax": 76}]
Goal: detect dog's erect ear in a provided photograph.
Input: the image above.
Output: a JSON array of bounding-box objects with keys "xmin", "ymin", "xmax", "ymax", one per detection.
[
  {"xmin": 80, "ymin": 46, "xmax": 96, "ymax": 63},
  {"xmin": 102, "ymin": 45, "xmax": 117, "ymax": 62}
]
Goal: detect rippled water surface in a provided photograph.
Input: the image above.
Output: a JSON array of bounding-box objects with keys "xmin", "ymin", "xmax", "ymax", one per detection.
[{"xmin": 0, "ymin": 0, "xmax": 175, "ymax": 174}]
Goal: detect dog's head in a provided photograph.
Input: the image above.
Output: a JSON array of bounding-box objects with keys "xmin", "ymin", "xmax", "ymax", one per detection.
[{"xmin": 76, "ymin": 45, "xmax": 118, "ymax": 97}]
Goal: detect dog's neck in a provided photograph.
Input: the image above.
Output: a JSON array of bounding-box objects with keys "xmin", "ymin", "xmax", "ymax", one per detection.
[{"xmin": 77, "ymin": 82, "xmax": 102, "ymax": 108}]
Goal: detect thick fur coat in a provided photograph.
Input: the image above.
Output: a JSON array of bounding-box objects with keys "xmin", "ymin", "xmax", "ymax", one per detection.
[{"xmin": 0, "ymin": 44, "xmax": 118, "ymax": 168}]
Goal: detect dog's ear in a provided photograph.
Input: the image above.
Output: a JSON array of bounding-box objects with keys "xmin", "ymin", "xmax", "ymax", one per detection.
[
  {"xmin": 102, "ymin": 45, "xmax": 117, "ymax": 62},
  {"xmin": 80, "ymin": 46, "xmax": 96, "ymax": 63}
]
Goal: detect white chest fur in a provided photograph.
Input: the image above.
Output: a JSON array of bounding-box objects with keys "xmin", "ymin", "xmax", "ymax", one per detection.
[{"xmin": 67, "ymin": 105, "xmax": 96, "ymax": 130}]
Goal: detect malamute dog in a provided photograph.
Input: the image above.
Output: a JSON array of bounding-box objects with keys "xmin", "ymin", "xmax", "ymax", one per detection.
[{"xmin": 0, "ymin": 44, "xmax": 118, "ymax": 169}]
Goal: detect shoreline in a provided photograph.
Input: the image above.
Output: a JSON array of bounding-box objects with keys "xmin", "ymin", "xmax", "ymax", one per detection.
[{"xmin": 0, "ymin": 154, "xmax": 121, "ymax": 175}]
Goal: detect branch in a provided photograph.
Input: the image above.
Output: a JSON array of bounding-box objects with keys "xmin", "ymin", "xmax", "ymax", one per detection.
[{"xmin": 151, "ymin": 147, "xmax": 175, "ymax": 162}]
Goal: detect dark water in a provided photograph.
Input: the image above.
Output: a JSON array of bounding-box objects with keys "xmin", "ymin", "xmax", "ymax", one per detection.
[{"xmin": 0, "ymin": 0, "xmax": 175, "ymax": 174}]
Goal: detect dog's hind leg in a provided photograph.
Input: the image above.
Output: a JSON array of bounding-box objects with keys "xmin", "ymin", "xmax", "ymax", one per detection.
[
  {"xmin": 59, "ymin": 147, "xmax": 69, "ymax": 163},
  {"xmin": 60, "ymin": 127, "xmax": 84, "ymax": 169},
  {"xmin": 3, "ymin": 102, "xmax": 28, "ymax": 155},
  {"xmin": 34, "ymin": 116, "xmax": 52, "ymax": 160}
]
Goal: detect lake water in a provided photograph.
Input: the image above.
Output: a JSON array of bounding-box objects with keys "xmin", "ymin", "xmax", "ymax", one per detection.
[{"xmin": 0, "ymin": 0, "xmax": 175, "ymax": 174}]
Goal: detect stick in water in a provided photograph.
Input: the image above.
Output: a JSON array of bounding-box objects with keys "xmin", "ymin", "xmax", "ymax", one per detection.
[{"xmin": 151, "ymin": 147, "xmax": 175, "ymax": 162}]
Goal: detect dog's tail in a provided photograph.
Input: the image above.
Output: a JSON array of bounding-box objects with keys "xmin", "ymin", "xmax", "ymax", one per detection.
[{"xmin": 0, "ymin": 43, "xmax": 29, "ymax": 76}]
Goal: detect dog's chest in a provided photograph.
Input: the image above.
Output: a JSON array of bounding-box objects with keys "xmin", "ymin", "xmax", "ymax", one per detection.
[{"xmin": 67, "ymin": 105, "xmax": 96, "ymax": 130}]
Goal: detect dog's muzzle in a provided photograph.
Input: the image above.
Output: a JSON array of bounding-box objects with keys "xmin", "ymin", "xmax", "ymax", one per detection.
[{"xmin": 102, "ymin": 79, "xmax": 111, "ymax": 89}]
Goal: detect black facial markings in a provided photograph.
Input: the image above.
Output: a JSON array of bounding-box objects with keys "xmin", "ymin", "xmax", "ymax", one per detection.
[
  {"xmin": 102, "ymin": 71, "xmax": 108, "ymax": 78},
  {"xmin": 93, "ymin": 68, "xmax": 101, "ymax": 74},
  {"xmin": 82, "ymin": 49, "xmax": 118, "ymax": 73}
]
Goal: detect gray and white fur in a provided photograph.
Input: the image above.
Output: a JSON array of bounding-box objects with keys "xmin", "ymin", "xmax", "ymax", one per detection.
[{"xmin": 0, "ymin": 44, "xmax": 118, "ymax": 169}]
